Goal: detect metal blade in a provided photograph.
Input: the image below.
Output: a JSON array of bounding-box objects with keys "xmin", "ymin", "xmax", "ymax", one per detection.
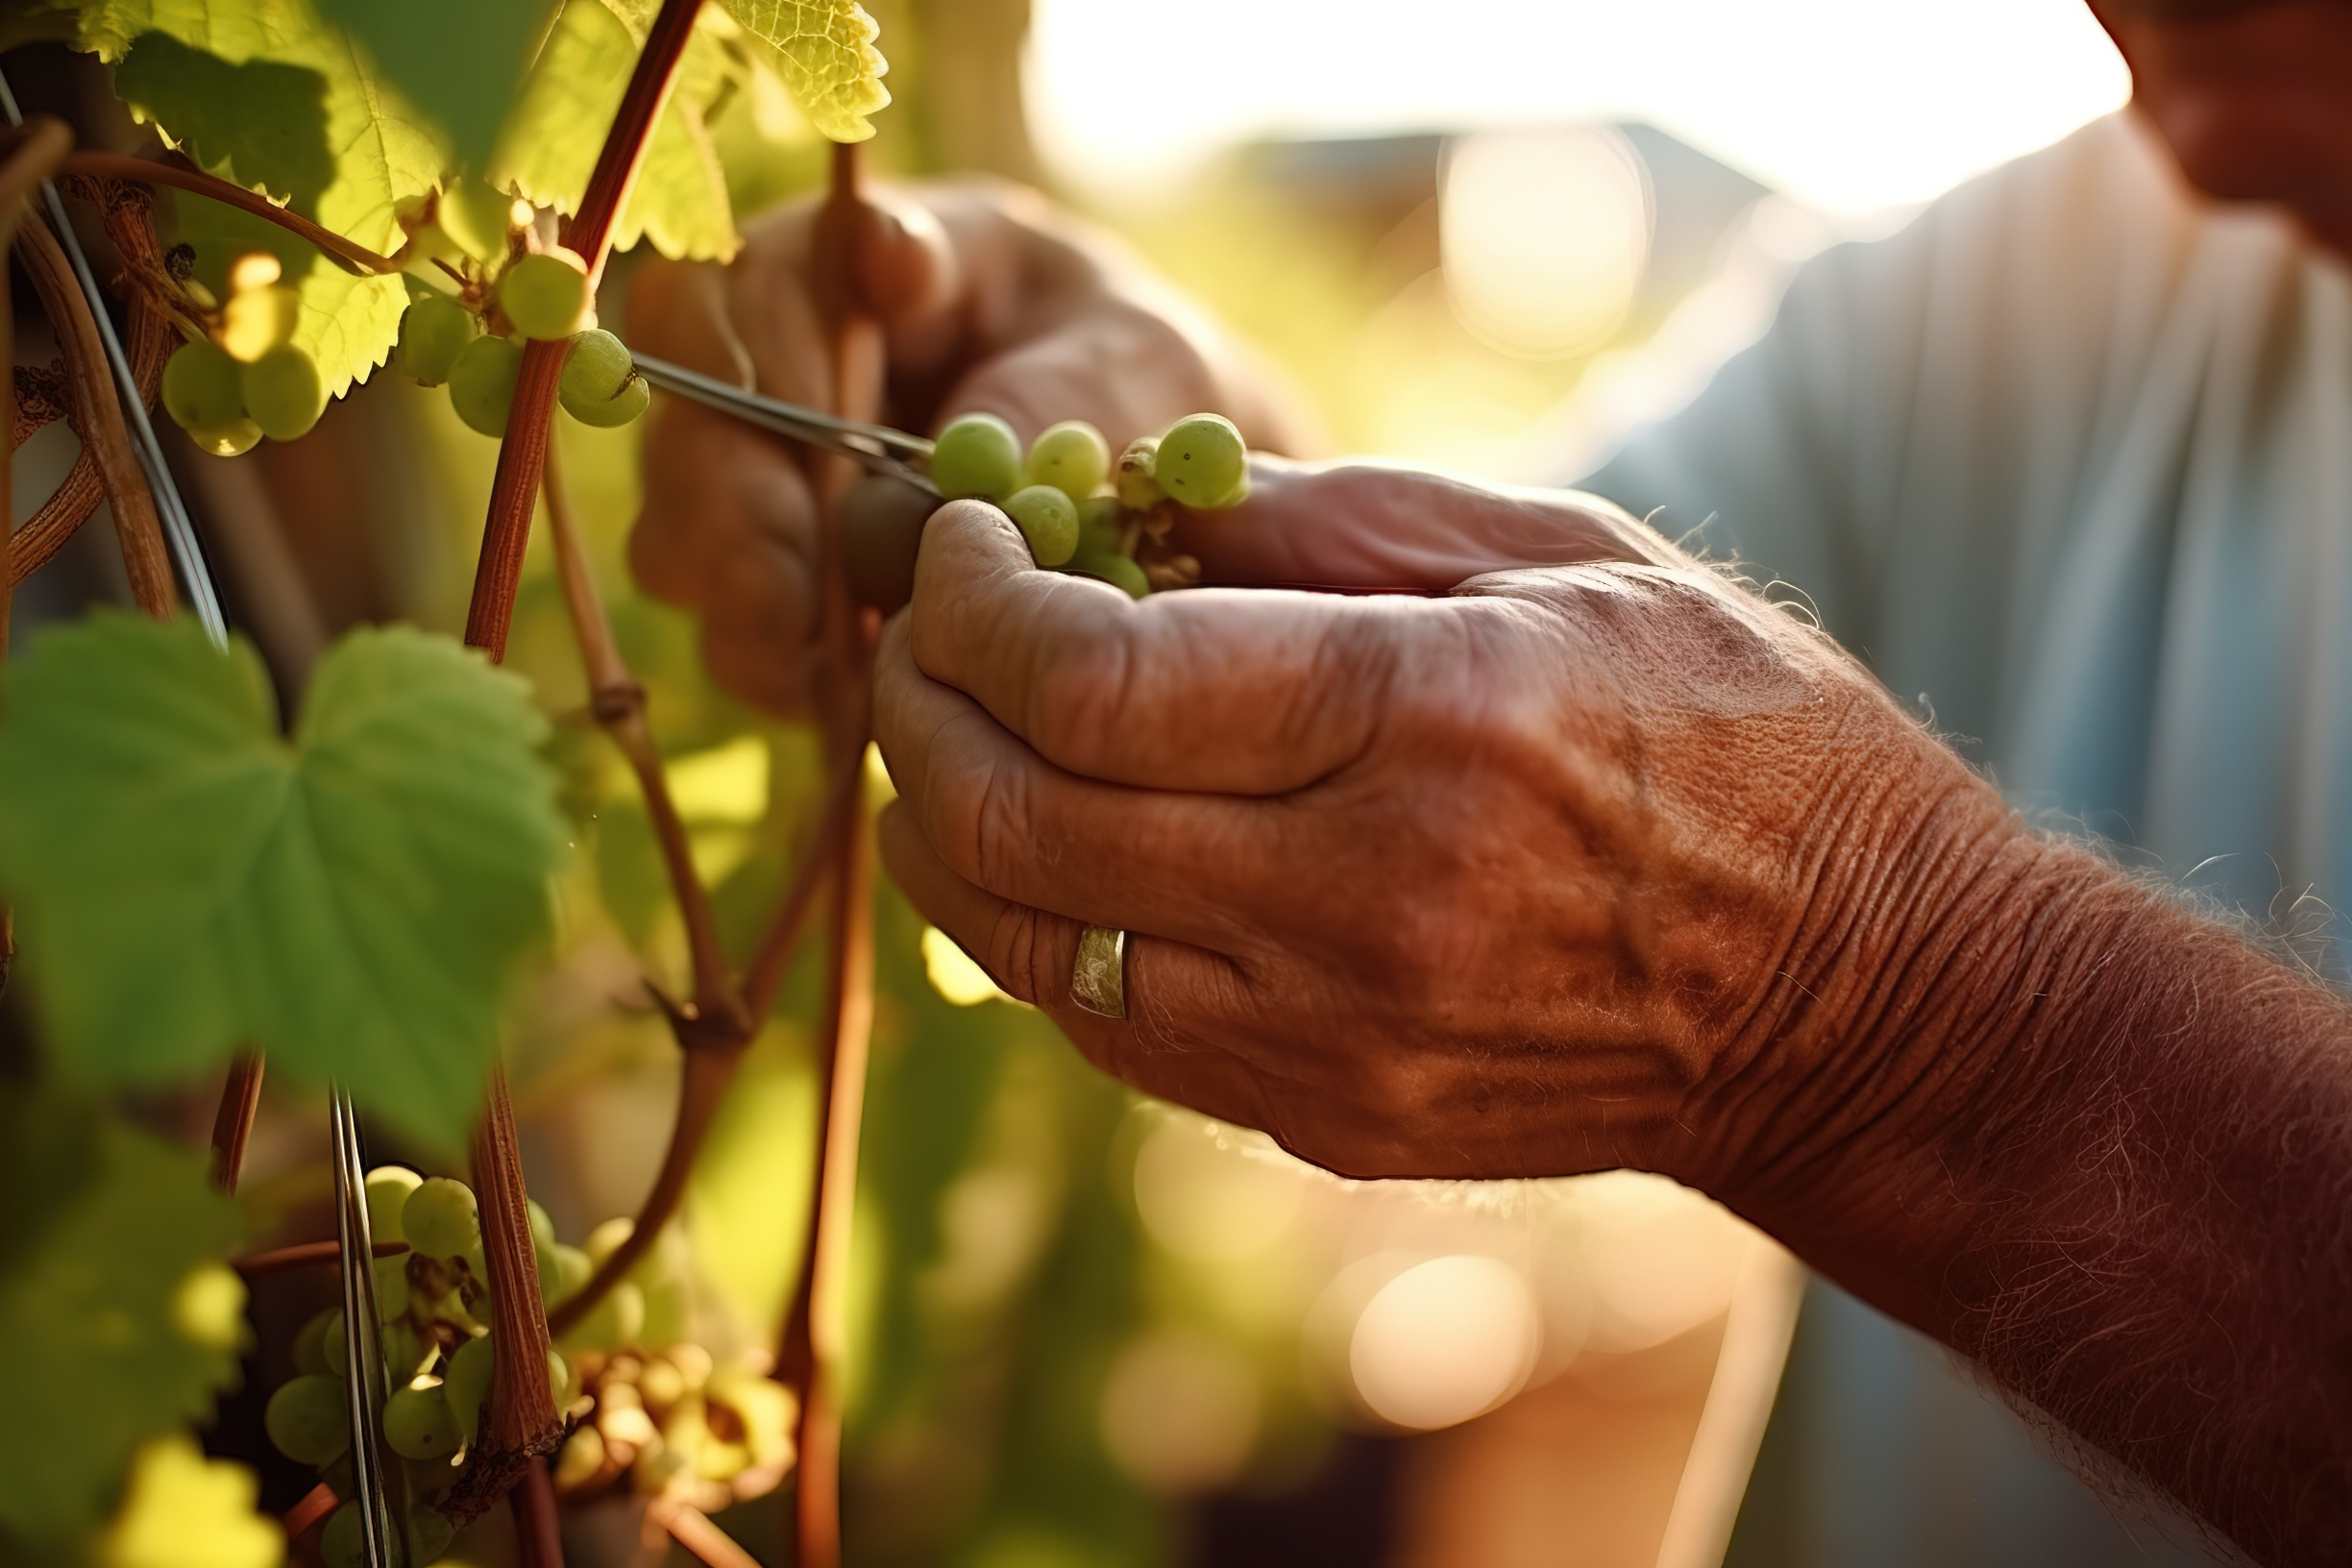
[
  {"xmin": 330, "ymin": 1090, "xmax": 404, "ymax": 1565},
  {"xmin": 630, "ymin": 353, "xmax": 940, "ymax": 497}
]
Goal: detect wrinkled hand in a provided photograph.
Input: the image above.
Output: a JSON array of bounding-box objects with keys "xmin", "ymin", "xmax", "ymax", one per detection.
[
  {"xmin": 874, "ymin": 475, "xmax": 2027, "ymax": 1191},
  {"xmin": 625, "ymin": 180, "xmax": 1312, "ymax": 715}
]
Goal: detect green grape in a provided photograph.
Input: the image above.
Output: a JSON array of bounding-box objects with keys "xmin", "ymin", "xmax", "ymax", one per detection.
[
  {"xmin": 366, "ymin": 1165, "xmax": 422, "ymax": 1245},
  {"xmin": 264, "ymin": 1373, "xmax": 349, "ymax": 1465},
  {"xmin": 1115, "ymin": 435, "xmax": 1165, "ymax": 509},
  {"xmin": 240, "ymin": 345, "xmax": 325, "ymax": 442},
  {"xmin": 499, "ymin": 249, "xmax": 592, "ymax": 341},
  {"xmin": 584, "ymin": 1215, "xmax": 634, "ymax": 1266},
  {"xmin": 383, "ymin": 1379, "xmax": 462, "ymax": 1460},
  {"xmin": 383, "ymin": 1318, "xmax": 430, "ymax": 1383},
  {"xmin": 447, "ymin": 335, "xmax": 524, "ymax": 437},
  {"xmin": 439, "ymin": 179, "xmax": 516, "ymax": 262},
  {"xmin": 929, "ymin": 412, "xmax": 1022, "ymax": 501},
  {"xmin": 558, "ymin": 328, "xmax": 649, "ymax": 427},
  {"xmin": 1022, "ymin": 419, "xmax": 1110, "ymax": 500},
  {"xmin": 1071, "ymin": 551, "xmax": 1150, "ymax": 600},
  {"xmin": 546, "ymin": 1241, "xmax": 594, "ymax": 1301},
  {"xmin": 320, "ymin": 1503, "xmax": 418, "ymax": 1568},
  {"xmin": 444, "ymin": 1332, "xmax": 492, "ymax": 1445},
  {"xmin": 396, "ymin": 293, "xmax": 478, "ymax": 387},
  {"xmin": 401, "ymin": 1177, "xmax": 480, "ymax": 1260},
  {"xmin": 184, "ymin": 419, "xmax": 263, "ymax": 458},
  {"xmin": 161, "ymin": 340, "xmax": 245, "ymax": 433},
  {"xmin": 838, "ymin": 473, "xmax": 936, "ymax": 612},
  {"xmin": 1154, "ymin": 413, "xmax": 1249, "ymax": 508},
  {"xmin": 551, "ymin": 1347, "xmax": 576, "ymax": 1407},
  {"xmin": 376, "ymin": 1254, "xmax": 411, "ymax": 1319},
  {"xmin": 1002, "ymin": 484, "xmax": 1080, "ymax": 568},
  {"xmin": 292, "ymin": 1307, "xmax": 336, "ymax": 1376},
  {"xmin": 527, "ymin": 1198, "xmax": 555, "ymax": 1254},
  {"xmin": 1076, "ymin": 495, "xmax": 1125, "ymax": 558}
]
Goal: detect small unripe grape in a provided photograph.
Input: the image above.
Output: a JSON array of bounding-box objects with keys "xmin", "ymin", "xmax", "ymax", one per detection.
[
  {"xmin": 1071, "ymin": 551, "xmax": 1150, "ymax": 600},
  {"xmin": 929, "ymin": 412, "xmax": 1022, "ymax": 501},
  {"xmin": 838, "ymin": 473, "xmax": 937, "ymax": 612},
  {"xmin": 407, "ymin": 1507, "xmax": 454, "ymax": 1563},
  {"xmin": 383, "ymin": 1379, "xmax": 462, "ymax": 1460},
  {"xmin": 401, "ymin": 1176, "xmax": 480, "ymax": 1260},
  {"xmin": 376, "ymin": 1254, "xmax": 411, "ymax": 1319},
  {"xmin": 265, "ymin": 1374, "xmax": 349, "ymax": 1465},
  {"xmin": 365, "ymin": 1165, "xmax": 422, "ymax": 1245},
  {"xmin": 448, "ymin": 335, "xmax": 524, "ymax": 436},
  {"xmin": 1022, "ymin": 419, "xmax": 1110, "ymax": 500},
  {"xmin": 558, "ymin": 329, "xmax": 649, "ymax": 427},
  {"xmin": 185, "ymin": 419, "xmax": 263, "ymax": 457},
  {"xmin": 555, "ymin": 1278, "xmax": 644, "ymax": 1354},
  {"xmin": 1002, "ymin": 485, "xmax": 1080, "ymax": 567},
  {"xmin": 499, "ymin": 249, "xmax": 592, "ymax": 341},
  {"xmin": 292, "ymin": 1308, "xmax": 336, "ymax": 1376},
  {"xmin": 1076, "ymin": 495, "xmax": 1125, "ymax": 558},
  {"xmin": 1154, "ymin": 413, "xmax": 1248, "ymax": 508},
  {"xmin": 321, "ymin": 1503, "xmax": 417, "ymax": 1568},
  {"xmin": 162, "ymin": 340, "xmax": 246, "ymax": 433},
  {"xmin": 220, "ymin": 283, "xmax": 300, "ymax": 362},
  {"xmin": 396, "ymin": 293, "xmax": 478, "ymax": 387},
  {"xmin": 1115, "ymin": 436, "xmax": 1164, "ymax": 509},
  {"xmin": 545, "ymin": 1241, "xmax": 593, "ymax": 1301},
  {"xmin": 241, "ymin": 345, "xmax": 326, "ymax": 442},
  {"xmin": 444, "ymin": 1331, "xmax": 493, "ymax": 1444},
  {"xmin": 440, "ymin": 179, "xmax": 519, "ymax": 262}
]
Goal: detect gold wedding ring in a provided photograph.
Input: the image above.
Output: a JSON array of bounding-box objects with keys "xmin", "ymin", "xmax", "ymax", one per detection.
[{"xmin": 1071, "ymin": 925, "xmax": 1128, "ymax": 1019}]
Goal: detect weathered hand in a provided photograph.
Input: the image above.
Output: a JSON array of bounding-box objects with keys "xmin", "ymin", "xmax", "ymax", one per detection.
[
  {"xmin": 871, "ymin": 481, "xmax": 2021, "ymax": 1191},
  {"xmin": 625, "ymin": 180, "xmax": 1313, "ymax": 715}
]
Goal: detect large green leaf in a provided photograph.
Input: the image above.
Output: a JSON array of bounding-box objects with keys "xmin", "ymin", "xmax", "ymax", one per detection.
[
  {"xmin": 314, "ymin": 0, "xmax": 551, "ymax": 171},
  {"xmin": 84, "ymin": 0, "xmax": 446, "ymax": 255},
  {"xmin": 0, "ymin": 1089, "xmax": 243, "ymax": 1539},
  {"xmin": 489, "ymin": 0, "xmax": 746, "ymax": 260},
  {"xmin": 720, "ymin": 0, "xmax": 888, "ymax": 142},
  {"xmin": 170, "ymin": 193, "xmax": 407, "ymax": 398},
  {"xmin": 0, "ymin": 616, "xmax": 568, "ymax": 1147}
]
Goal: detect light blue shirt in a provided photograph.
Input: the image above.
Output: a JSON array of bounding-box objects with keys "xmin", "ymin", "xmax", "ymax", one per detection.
[{"xmin": 1577, "ymin": 112, "xmax": 2318, "ymax": 1566}]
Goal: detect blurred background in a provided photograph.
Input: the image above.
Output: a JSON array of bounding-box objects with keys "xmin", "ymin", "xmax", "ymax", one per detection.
[{"xmin": 8, "ymin": 1, "xmax": 2168, "ymax": 1564}]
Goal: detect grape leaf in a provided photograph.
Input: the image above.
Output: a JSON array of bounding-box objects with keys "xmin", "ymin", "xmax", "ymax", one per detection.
[
  {"xmin": 490, "ymin": 0, "xmax": 745, "ymax": 260},
  {"xmin": 0, "ymin": 616, "xmax": 568, "ymax": 1148},
  {"xmin": 93, "ymin": 1437, "xmax": 282, "ymax": 1568},
  {"xmin": 86, "ymin": 0, "xmax": 446, "ymax": 256},
  {"xmin": 0, "ymin": 1090, "xmax": 243, "ymax": 1539},
  {"xmin": 314, "ymin": 0, "xmax": 551, "ymax": 171},
  {"xmin": 719, "ymin": 0, "xmax": 889, "ymax": 143},
  {"xmin": 170, "ymin": 194, "xmax": 407, "ymax": 399}
]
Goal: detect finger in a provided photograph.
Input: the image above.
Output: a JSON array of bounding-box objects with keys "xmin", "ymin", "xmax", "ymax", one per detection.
[
  {"xmin": 874, "ymin": 615, "xmax": 1281, "ymax": 945},
  {"xmin": 1164, "ymin": 456, "xmax": 1686, "ymax": 591},
  {"xmin": 939, "ymin": 300, "xmax": 1235, "ymax": 452},
  {"xmin": 630, "ymin": 399, "xmax": 823, "ymax": 716},
  {"xmin": 877, "ymin": 803, "xmax": 1283, "ymax": 1128},
  {"xmin": 908, "ymin": 501, "xmax": 1409, "ymax": 792}
]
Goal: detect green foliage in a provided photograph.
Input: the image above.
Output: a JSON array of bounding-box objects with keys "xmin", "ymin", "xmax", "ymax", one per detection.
[
  {"xmin": 314, "ymin": 0, "xmax": 551, "ymax": 170},
  {"xmin": 90, "ymin": 1436, "xmax": 282, "ymax": 1568},
  {"xmin": 0, "ymin": 1089, "xmax": 243, "ymax": 1539},
  {"xmin": 171, "ymin": 189, "xmax": 411, "ymax": 400},
  {"xmin": 0, "ymin": 615, "xmax": 567, "ymax": 1148},
  {"xmin": 722, "ymin": 0, "xmax": 891, "ymax": 142}
]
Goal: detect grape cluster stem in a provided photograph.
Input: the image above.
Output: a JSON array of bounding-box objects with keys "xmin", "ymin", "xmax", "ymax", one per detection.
[{"xmin": 60, "ymin": 151, "xmax": 404, "ymax": 277}]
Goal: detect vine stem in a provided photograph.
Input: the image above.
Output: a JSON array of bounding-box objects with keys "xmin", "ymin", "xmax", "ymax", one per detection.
[
  {"xmin": 231, "ymin": 1237, "xmax": 407, "ymax": 1278},
  {"xmin": 0, "ymin": 118, "xmax": 74, "ymax": 654},
  {"xmin": 60, "ymin": 151, "xmax": 401, "ymax": 275},
  {"xmin": 207, "ymin": 1052, "xmax": 264, "ymax": 1192},
  {"xmin": 464, "ymin": 0, "xmax": 704, "ymax": 660},
  {"xmin": 17, "ymin": 216, "xmax": 177, "ymax": 617}
]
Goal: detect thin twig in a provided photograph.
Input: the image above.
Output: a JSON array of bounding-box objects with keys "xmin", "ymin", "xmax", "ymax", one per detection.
[
  {"xmin": 648, "ymin": 1498, "xmax": 763, "ymax": 1568},
  {"xmin": 0, "ymin": 119, "xmax": 74, "ymax": 656},
  {"xmin": 61, "ymin": 151, "xmax": 401, "ymax": 276},
  {"xmin": 464, "ymin": 0, "xmax": 705, "ymax": 662},
  {"xmin": 208, "ymin": 1051, "xmax": 264, "ymax": 1193},
  {"xmin": 16, "ymin": 216, "xmax": 177, "ymax": 617},
  {"xmin": 231, "ymin": 1237, "xmax": 408, "ymax": 1279},
  {"xmin": 282, "ymin": 1482, "xmax": 339, "ymax": 1537},
  {"xmin": 741, "ymin": 751, "xmax": 863, "ymax": 1023},
  {"xmin": 543, "ymin": 441, "xmax": 740, "ymax": 1024},
  {"xmin": 511, "ymin": 1456, "xmax": 565, "ymax": 1568}
]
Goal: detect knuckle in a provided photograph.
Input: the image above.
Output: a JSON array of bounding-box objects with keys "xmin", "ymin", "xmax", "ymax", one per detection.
[{"xmin": 982, "ymin": 903, "xmax": 1062, "ymax": 1006}]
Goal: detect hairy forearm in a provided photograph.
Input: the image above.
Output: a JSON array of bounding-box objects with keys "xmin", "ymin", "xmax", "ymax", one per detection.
[{"xmin": 1725, "ymin": 816, "xmax": 2352, "ymax": 1565}]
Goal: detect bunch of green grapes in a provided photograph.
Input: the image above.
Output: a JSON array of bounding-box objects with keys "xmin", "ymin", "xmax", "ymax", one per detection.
[
  {"xmin": 268, "ymin": 1165, "xmax": 763, "ymax": 1561},
  {"xmin": 547, "ymin": 1343, "xmax": 796, "ymax": 1513},
  {"xmin": 387, "ymin": 181, "xmax": 649, "ymax": 437},
  {"xmin": 159, "ymin": 252, "xmax": 327, "ymax": 455},
  {"xmin": 845, "ymin": 410, "xmax": 1250, "ymax": 609}
]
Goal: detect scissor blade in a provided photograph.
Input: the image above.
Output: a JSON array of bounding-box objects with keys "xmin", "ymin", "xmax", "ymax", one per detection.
[
  {"xmin": 631, "ymin": 353, "xmax": 941, "ymax": 497},
  {"xmin": 331, "ymin": 1090, "xmax": 404, "ymax": 1566}
]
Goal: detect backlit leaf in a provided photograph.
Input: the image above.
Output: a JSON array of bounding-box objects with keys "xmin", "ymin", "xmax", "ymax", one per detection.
[
  {"xmin": 170, "ymin": 193, "xmax": 406, "ymax": 398},
  {"xmin": 0, "ymin": 1090, "xmax": 242, "ymax": 1538},
  {"xmin": 315, "ymin": 0, "xmax": 551, "ymax": 171},
  {"xmin": 719, "ymin": 0, "xmax": 889, "ymax": 143},
  {"xmin": 0, "ymin": 616, "xmax": 568, "ymax": 1148},
  {"xmin": 93, "ymin": 1437, "xmax": 282, "ymax": 1568}
]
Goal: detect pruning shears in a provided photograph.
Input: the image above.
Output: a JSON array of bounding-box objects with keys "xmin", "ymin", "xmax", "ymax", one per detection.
[{"xmin": 629, "ymin": 353, "xmax": 940, "ymax": 497}]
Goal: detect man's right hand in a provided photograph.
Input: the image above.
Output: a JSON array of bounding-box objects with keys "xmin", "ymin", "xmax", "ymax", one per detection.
[{"xmin": 626, "ymin": 181, "xmax": 1315, "ymax": 716}]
